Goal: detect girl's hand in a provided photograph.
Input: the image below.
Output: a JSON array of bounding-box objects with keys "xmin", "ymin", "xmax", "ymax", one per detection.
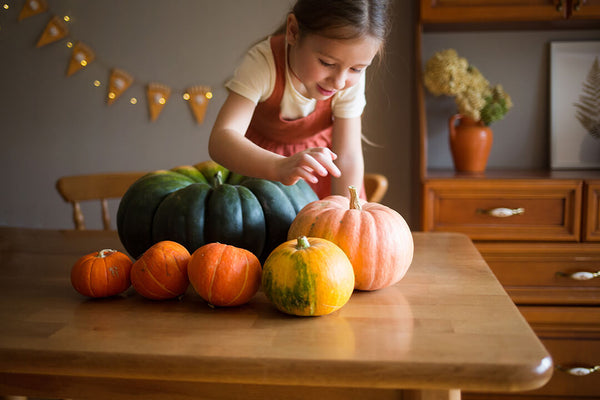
[{"xmin": 276, "ymin": 147, "xmax": 341, "ymax": 185}]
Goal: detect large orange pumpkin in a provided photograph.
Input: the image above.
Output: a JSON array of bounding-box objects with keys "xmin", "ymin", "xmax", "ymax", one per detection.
[
  {"xmin": 262, "ymin": 236, "xmax": 355, "ymax": 316},
  {"xmin": 288, "ymin": 186, "xmax": 413, "ymax": 291},
  {"xmin": 71, "ymin": 249, "xmax": 133, "ymax": 298},
  {"xmin": 130, "ymin": 241, "xmax": 190, "ymax": 300},
  {"xmin": 188, "ymin": 242, "xmax": 262, "ymax": 307}
]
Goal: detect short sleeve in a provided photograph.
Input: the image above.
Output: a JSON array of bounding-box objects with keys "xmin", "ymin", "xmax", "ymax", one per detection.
[
  {"xmin": 225, "ymin": 38, "xmax": 275, "ymax": 104},
  {"xmin": 331, "ymin": 71, "xmax": 367, "ymax": 119}
]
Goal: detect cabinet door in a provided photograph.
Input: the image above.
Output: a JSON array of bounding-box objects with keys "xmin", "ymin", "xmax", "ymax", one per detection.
[
  {"xmin": 420, "ymin": 0, "xmax": 566, "ymax": 23},
  {"xmin": 570, "ymin": 0, "xmax": 600, "ymax": 19},
  {"xmin": 584, "ymin": 180, "xmax": 600, "ymax": 241}
]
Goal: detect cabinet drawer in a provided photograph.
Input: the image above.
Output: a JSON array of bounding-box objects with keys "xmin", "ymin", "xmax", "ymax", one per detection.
[
  {"xmin": 584, "ymin": 180, "xmax": 600, "ymax": 242},
  {"xmin": 532, "ymin": 338, "xmax": 600, "ymax": 397},
  {"xmin": 477, "ymin": 242, "xmax": 600, "ymax": 305},
  {"xmin": 423, "ymin": 179, "xmax": 582, "ymax": 241},
  {"xmin": 520, "ymin": 306, "xmax": 600, "ymax": 397}
]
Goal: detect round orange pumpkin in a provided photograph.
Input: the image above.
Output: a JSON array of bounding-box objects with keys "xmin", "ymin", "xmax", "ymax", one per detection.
[
  {"xmin": 71, "ymin": 249, "xmax": 133, "ymax": 298},
  {"xmin": 288, "ymin": 186, "xmax": 414, "ymax": 291},
  {"xmin": 131, "ymin": 241, "xmax": 190, "ymax": 300},
  {"xmin": 262, "ymin": 236, "xmax": 355, "ymax": 316},
  {"xmin": 188, "ymin": 242, "xmax": 261, "ymax": 307}
]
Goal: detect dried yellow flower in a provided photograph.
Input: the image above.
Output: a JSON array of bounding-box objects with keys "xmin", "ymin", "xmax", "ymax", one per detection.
[{"xmin": 424, "ymin": 49, "xmax": 513, "ymax": 126}]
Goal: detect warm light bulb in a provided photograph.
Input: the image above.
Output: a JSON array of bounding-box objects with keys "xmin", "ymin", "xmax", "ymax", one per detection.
[
  {"xmin": 130, "ymin": 97, "xmax": 137, "ymax": 104},
  {"xmin": 66, "ymin": 41, "xmax": 73, "ymax": 48},
  {"xmin": 63, "ymin": 15, "xmax": 70, "ymax": 22},
  {"xmin": 108, "ymin": 92, "xmax": 116, "ymax": 99},
  {"xmin": 80, "ymin": 59, "xmax": 87, "ymax": 67},
  {"xmin": 2, "ymin": 4, "xmax": 9, "ymax": 10},
  {"xmin": 158, "ymin": 97, "xmax": 166, "ymax": 105},
  {"xmin": 93, "ymin": 80, "xmax": 101, "ymax": 87},
  {"xmin": 182, "ymin": 93, "xmax": 190, "ymax": 101},
  {"xmin": 205, "ymin": 91, "xmax": 213, "ymax": 99}
]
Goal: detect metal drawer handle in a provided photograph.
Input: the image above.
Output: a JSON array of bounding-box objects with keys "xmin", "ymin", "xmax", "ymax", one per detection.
[
  {"xmin": 477, "ymin": 207, "xmax": 525, "ymax": 218},
  {"xmin": 557, "ymin": 365, "xmax": 600, "ymax": 376},
  {"xmin": 557, "ymin": 271, "xmax": 600, "ymax": 281}
]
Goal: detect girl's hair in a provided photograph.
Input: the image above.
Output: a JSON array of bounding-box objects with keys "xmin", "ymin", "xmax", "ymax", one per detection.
[{"xmin": 274, "ymin": 0, "xmax": 391, "ymax": 45}]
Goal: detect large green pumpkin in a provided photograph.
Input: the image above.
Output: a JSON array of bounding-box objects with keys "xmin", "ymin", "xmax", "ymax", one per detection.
[{"xmin": 117, "ymin": 161, "xmax": 318, "ymax": 260}]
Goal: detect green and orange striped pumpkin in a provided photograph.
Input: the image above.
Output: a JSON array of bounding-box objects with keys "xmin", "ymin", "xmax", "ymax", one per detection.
[{"xmin": 262, "ymin": 236, "xmax": 354, "ymax": 316}]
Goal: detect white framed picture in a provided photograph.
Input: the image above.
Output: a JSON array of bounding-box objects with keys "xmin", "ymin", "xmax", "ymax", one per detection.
[{"xmin": 550, "ymin": 41, "xmax": 600, "ymax": 169}]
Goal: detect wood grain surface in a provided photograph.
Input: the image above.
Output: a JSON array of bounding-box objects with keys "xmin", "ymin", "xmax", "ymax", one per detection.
[{"xmin": 0, "ymin": 228, "xmax": 552, "ymax": 399}]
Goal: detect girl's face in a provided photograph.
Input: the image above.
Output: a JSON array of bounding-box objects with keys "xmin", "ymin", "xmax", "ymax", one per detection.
[{"xmin": 286, "ymin": 15, "xmax": 381, "ymax": 101}]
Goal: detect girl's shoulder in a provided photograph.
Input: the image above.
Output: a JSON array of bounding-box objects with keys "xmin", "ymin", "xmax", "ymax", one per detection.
[{"xmin": 226, "ymin": 37, "xmax": 276, "ymax": 104}]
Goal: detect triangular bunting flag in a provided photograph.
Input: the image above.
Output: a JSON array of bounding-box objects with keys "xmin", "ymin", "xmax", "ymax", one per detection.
[
  {"xmin": 146, "ymin": 83, "xmax": 171, "ymax": 122},
  {"xmin": 66, "ymin": 42, "xmax": 95, "ymax": 76},
  {"xmin": 107, "ymin": 69, "xmax": 133, "ymax": 105},
  {"xmin": 18, "ymin": 0, "xmax": 48, "ymax": 21},
  {"xmin": 185, "ymin": 86, "xmax": 212, "ymax": 124},
  {"xmin": 36, "ymin": 15, "xmax": 68, "ymax": 47}
]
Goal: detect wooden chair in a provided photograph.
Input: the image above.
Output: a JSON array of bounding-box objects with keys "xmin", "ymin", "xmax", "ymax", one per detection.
[
  {"xmin": 364, "ymin": 173, "xmax": 388, "ymax": 203},
  {"xmin": 56, "ymin": 172, "xmax": 146, "ymax": 230}
]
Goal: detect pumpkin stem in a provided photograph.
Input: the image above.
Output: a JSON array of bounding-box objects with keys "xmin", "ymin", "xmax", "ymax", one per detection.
[
  {"xmin": 97, "ymin": 249, "xmax": 117, "ymax": 258},
  {"xmin": 296, "ymin": 236, "xmax": 311, "ymax": 250},
  {"xmin": 214, "ymin": 170, "xmax": 223, "ymax": 187},
  {"xmin": 348, "ymin": 186, "xmax": 362, "ymax": 210}
]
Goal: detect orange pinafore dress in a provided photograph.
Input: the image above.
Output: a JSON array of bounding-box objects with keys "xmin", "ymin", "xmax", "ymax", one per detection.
[{"xmin": 244, "ymin": 35, "xmax": 334, "ymax": 199}]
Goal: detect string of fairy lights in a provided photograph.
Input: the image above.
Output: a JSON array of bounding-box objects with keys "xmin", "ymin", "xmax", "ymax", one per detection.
[{"xmin": 1, "ymin": 0, "xmax": 213, "ymax": 123}]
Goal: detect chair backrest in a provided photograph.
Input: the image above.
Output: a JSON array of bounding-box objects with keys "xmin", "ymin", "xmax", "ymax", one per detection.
[
  {"xmin": 56, "ymin": 172, "xmax": 146, "ymax": 230},
  {"xmin": 364, "ymin": 173, "xmax": 388, "ymax": 203}
]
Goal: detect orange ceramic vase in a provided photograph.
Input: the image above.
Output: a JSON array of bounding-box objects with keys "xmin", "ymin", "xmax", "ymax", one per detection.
[{"xmin": 448, "ymin": 114, "xmax": 493, "ymax": 173}]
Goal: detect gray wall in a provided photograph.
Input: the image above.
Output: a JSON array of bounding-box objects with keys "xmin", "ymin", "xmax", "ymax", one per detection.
[{"xmin": 0, "ymin": 1, "xmax": 417, "ymax": 229}]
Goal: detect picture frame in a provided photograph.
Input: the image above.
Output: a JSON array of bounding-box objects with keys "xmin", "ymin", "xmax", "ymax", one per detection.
[{"xmin": 550, "ymin": 41, "xmax": 600, "ymax": 170}]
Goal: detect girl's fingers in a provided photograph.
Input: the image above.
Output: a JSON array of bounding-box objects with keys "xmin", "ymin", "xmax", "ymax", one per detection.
[{"xmin": 303, "ymin": 148, "xmax": 341, "ymax": 178}]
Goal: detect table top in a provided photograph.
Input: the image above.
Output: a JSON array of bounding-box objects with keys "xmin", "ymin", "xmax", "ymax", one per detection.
[{"xmin": 0, "ymin": 227, "xmax": 552, "ymax": 393}]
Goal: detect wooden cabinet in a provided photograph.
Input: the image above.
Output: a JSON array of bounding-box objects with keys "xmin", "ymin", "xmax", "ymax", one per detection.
[
  {"xmin": 420, "ymin": 0, "xmax": 600, "ymax": 23},
  {"xmin": 423, "ymin": 173, "xmax": 600, "ymax": 400},
  {"xmin": 416, "ymin": 1, "xmax": 600, "ymax": 398}
]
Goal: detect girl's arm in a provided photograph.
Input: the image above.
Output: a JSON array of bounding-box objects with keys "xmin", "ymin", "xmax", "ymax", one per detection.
[
  {"xmin": 330, "ymin": 116, "xmax": 365, "ymax": 197},
  {"xmin": 209, "ymin": 91, "xmax": 341, "ymax": 185}
]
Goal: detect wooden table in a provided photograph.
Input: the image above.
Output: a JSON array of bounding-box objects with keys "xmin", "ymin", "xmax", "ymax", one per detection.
[{"xmin": 0, "ymin": 227, "xmax": 552, "ymax": 400}]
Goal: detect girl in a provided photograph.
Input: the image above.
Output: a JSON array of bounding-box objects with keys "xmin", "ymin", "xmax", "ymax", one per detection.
[{"xmin": 209, "ymin": 0, "xmax": 391, "ymax": 199}]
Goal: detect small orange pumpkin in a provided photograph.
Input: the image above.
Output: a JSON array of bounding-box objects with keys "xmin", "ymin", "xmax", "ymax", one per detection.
[
  {"xmin": 262, "ymin": 236, "xmax": 355, "ymax": 316},
  {"xmin": 71, "ymin": 249, "xmax": 133, "ymax": 298},
  {"xmin": 130, "ymin": 241, "xmax": 190, "ymax": 300},
  {"xmin": 288, "ymin": 186, "xmax": 414, "ymax": 291},
  {"xmin": 188, "ymin": 242, "xmax": 262, "ymax": 307}
]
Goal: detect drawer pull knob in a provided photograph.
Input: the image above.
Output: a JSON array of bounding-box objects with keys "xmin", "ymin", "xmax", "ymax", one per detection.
[
  {"xmin": 557, "ymin": 365, "xmax": 600, "ymax": 376},
  {"xmin": 557, "ymin": 271, "xmax": 600, "ymax": 280},
  {"xmin": 477, "ymin": 207, "xmax": 524, "ymax": 218}
]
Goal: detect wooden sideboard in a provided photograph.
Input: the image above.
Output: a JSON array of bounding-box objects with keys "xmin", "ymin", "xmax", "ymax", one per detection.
[
  {"xmin": 421, "ymin": 172, "xmax": 600, "ymax": 399},
  {"xmin": 416, "ymin": 1, "xmax": 600, "ymax": 398}
]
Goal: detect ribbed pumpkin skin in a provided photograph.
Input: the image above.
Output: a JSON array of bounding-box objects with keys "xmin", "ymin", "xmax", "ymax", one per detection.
[
  {"xmin": 288, "ymin": 188, "xmax": 414, "ymax": 291},
  {"xmin": 117, "ymin": 161, "xmax": 318, "ymax": 260},
  {"xmin": 188, "ymin": 243, "xmax": 262, "ymax": 307},
  {"xmin": 262, "ymin": 237, "xmax": 354, "ymax": 316},
  {"xmin": 71, "ymin": 249, "xmax": 133, "ymax": 298},
  {"xmin": 130, "ymin": 241, "xmax": 191, "ymax": 300}
]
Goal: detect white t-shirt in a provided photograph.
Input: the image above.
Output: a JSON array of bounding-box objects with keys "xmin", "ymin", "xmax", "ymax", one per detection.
[{"xmin": 225, "ymin": 37, "xmax": 367, "ymax": 121}]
